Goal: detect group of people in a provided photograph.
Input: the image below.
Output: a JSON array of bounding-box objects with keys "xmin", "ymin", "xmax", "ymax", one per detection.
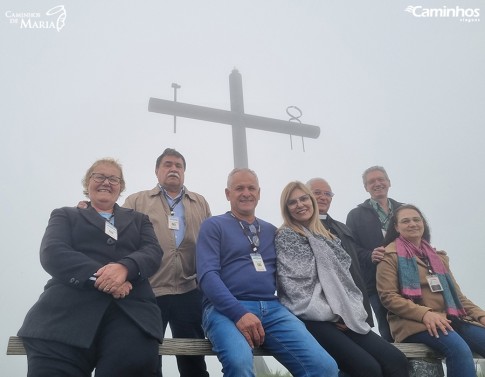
[{"xmin": 18, "ymin": 150, "xmax": 485, "ymax": 377}]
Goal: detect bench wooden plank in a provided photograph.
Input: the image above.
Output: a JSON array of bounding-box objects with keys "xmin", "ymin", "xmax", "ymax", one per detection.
[
  {"xmin": 156, "ymin": 339, "xmax": 449, "ymax": 359},
  {"xmin": 7, "ymin": 336, "xmax": 451, "ymax": 359},
  {"xmin": 7, "ymin": 336, "xmax": 26, "ymax": 356},
  {"xmin": 7, "ymin": 335, "xmax": 483, "ymax": 360}
]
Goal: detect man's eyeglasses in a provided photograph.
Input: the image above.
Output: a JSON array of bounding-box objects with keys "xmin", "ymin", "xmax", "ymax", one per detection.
[
  {"xmin": 248, "ymin": 224, "xmax": 260, "ymax": 248},
  {"xmin": 287, "ymin": 194, "xmax": 311, "ymax": 208},
  {"xmin": 312, "ymin": 190, "xmax": 335, "ymax": 198},
  {"xmin": 90, "ymin": 173, "xmax": 122, "ymax": 185}
]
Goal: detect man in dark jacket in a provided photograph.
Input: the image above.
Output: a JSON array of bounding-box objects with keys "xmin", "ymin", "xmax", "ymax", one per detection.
[
  {"xmin": 346, "ymin": 166, "xmax": 402, "ymax": 341},
  {"xmin": 307, "ymin": 178, "xmax": 373, "ymax": 327}
]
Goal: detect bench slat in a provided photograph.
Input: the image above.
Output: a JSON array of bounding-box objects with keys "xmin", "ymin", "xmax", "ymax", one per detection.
[
  {"xmin": 7, "ymin": 336, "xmax": 26, "ymax": 356},
  {"xmin": 5, "ymin": 337, "xmax": 268, "ymax": 357},
  {"xmin": 7, "ymin": 336, "xmax": 481, "ymax": 359}
]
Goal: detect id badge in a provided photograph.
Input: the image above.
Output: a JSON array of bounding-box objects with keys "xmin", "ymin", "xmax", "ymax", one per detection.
[
  {"xmin": 427, "ymin": 274, "xmax": 444, "ymax": 292},
  {"xmin": 168, "ymin": 216, "xmax": 180, "ymax": 230},
  {"xmin": 105, "ymin": 222, "xmax": 118, "ymax": 240},
  {"xmin": 250, "ymin": 253, "xmax": 266, "ymax": 272}
]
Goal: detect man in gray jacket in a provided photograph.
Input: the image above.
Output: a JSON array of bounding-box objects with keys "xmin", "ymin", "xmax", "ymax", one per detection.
[{"xmin": 346, "ymin": 166, "xmax": 402, "ymax": 342}]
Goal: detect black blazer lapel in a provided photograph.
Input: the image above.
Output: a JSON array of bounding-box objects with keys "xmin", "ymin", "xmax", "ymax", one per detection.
[
  {"xmin": 112, "ymin": 205, "xmax": 135, "ymax": 236},
  {"xmin": 79, "ymin": 205, "xmax": 107, "ymax": 234}
]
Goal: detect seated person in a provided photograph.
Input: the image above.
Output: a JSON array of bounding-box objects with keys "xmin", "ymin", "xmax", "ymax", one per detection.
[
  {"xmin": 196, "ymin": 169, "xmax": 338, "ymax": 377},
  {"xmin": 276, "ymin": 181, "xmax": 408, "ymax": 377},
  {"xmin": 377, "ymin": 204, "xmax": 485, "ymax": 377},
  {"xmin": 18, "ymin": 158, "xmax": 163, "ymax": 377}
]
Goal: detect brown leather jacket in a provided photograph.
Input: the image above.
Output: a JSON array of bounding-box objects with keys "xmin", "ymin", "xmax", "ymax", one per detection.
[
  {"xmin": 376, "ymin": 241, "xmax": 485, "ymax": 342},
  {"xmin": 124, "ymin": 186, "xmax": 211, "ymax": 296}
]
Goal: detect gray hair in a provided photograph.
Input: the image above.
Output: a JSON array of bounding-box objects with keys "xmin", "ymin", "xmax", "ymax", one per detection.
[
  {"xmin": 306, "ymin": 177, "xmax": 330, "ymax": 188},
  {"xmin": 362, "ymin": 166, "xmax": 389, "ymax": 186},
  {"xmin": 226, "ymin": 168, "xmax": 259, "ymax": 188}
]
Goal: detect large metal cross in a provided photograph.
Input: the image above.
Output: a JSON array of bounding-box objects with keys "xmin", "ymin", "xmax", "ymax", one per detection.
[{"xmin": 148, "ymin": 69, "xmax": 320, "ymax": 168}]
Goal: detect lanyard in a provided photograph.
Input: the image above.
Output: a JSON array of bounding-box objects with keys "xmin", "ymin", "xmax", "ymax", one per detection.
[
  {"xmin": 161, "ymin": 188, "xmax": 184, "ymax": 216},
  {"xmin": 423, "ymin": 257, "xmax": 434, "ymax": 275},
  {"xmin": 99, "ymin": 211, "xmax": 115, "ymax": 225},
  {"xmin": 230, "ymin": 212, "xmax": 260, "ymax": 253},
  {"xmin": 417, "ymin": 251, "xmax": 434, "ymax": 275}
]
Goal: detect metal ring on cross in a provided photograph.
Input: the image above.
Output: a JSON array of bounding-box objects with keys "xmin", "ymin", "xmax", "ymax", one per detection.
[{"xmin": 286, "ymin": 106, "xmax": 303, "ymax": 123}]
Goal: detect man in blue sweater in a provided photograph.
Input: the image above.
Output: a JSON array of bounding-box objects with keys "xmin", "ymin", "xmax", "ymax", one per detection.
[{"xmin": 196, "ymin": 168, "xmax": 338, "ymax": 377}]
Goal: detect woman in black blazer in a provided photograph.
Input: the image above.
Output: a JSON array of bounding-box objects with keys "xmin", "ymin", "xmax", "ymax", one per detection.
[{"xmin": 18, "ymin": 158, "xmax": 164, "ymax": 377}]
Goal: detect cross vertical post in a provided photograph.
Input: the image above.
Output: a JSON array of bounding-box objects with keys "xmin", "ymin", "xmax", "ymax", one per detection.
[
  {"xmin": 229, "ymin": 69, "xmax": 248, "ymax": 168},
  {"xmin": 171, "ymin": 83, "xmax": 181, "ymax": 133}
]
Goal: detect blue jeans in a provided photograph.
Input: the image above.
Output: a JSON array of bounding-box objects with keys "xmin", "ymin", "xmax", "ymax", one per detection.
[
  {"xmin": 404, "ymin": 318, "xmax": 485, "ymax": 377},
  {"xmin": 202, "ymin": 300, "xmax": 338, "ymax": 377},
  {"xmin": 368, "ymin": 292, "xmax": 393, "ymax": 342}
]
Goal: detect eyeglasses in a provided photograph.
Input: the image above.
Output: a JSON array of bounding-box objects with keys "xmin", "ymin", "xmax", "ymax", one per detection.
[
  {"xmin": 312, "ymin": 190, "xmax": 335, "ymax": 198},
  {"xmin": 90, "ymin": 173, "xmax": 122, "ymax": 185},
  {"xmin": 366, "ymin": 177, "xmax": 388, "ymax": 186},
  {"xmin": 398, "ymin": 217, "xmax": 422, "ymax": 224},
  {"xmin": 248, "ymin": 224, "xmax": 260, "ymax": 247},
  {"xmin": 287, "ymin": 194, "xmax": 311, "ymax": 208}
]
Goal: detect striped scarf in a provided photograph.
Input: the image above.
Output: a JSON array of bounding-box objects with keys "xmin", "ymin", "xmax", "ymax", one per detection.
[{"xmin": 396, "ymin": 236, "xmax": 466, "ymax": 317}]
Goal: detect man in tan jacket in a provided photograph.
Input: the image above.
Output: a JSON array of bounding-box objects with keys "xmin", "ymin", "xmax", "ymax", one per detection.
[{"xmin": 124, "ymin": 148, "xmax": 211, "ymax": 377}]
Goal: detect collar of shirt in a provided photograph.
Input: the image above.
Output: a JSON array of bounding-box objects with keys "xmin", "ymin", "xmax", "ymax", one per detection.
[
  {"xmin": 369, "ymin": 198, "xmax": 393, "ymax": 230},
  {"xmin": 159, "ymin": 184, "xmax": 184, "ymax": 201},
  {"xmin": 99, "ymin": 211, "xmax": 115, "ymax": 225}
]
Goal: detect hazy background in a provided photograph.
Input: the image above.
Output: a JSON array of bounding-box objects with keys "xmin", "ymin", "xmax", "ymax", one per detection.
[{"xmin": 1, "ymin": 0, "xmax": 484, "ymax": 375}]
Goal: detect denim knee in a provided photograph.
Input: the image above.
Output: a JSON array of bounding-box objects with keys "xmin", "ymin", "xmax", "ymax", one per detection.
[
  {"xmin": 406, "ymin": 330, "xmax": 476, "ymax": 377},
  {"xmin": 445, "ymin": 346, "xmax": 475, "ymax": 377},
  {"xmin": 218, "ymin": 346, "xmax": 254, "ymax": 377},
  {"xmin": 297, "ymin": 348, "xmax": 339, "ymax": 377},
  {"xmin": 321, "ymin": 358, "xmax": 340, "ymax": 377}
]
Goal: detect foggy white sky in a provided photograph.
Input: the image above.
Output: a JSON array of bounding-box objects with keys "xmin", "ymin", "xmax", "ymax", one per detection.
[{"xmin": 1, "ymin": 1, "xmax": 484, "ymax": 375}]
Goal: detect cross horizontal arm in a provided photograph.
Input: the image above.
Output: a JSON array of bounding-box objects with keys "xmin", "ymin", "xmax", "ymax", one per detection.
[{"xmin": 148, "ymin": 98, "xmax": 320, "ymax": 138}]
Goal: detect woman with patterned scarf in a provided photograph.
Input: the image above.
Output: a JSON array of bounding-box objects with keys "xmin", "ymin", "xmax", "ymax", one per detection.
[
  {"xmin": 275, "ymin": 181, "xmax": 408, "ymax": 377},
  {"xmin": 377, "ymin": 204, "xmax": 485, "ymax": 377}
]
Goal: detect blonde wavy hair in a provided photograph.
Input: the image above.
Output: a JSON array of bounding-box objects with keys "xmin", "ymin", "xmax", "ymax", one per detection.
[{"xmin": 279, "ymin": 181, "xmax": 334, "ymax": 239}]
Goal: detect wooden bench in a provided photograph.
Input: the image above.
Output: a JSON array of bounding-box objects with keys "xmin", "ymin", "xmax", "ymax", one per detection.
[
  {"xmin": 9, "ymin": 335, "xmax": 484, "ymax": 377},
  {"xmin": 10, "ymin": 336, "xmax": 485, "ymax": 376},
  {"xmin": 7, "ymin": 336, "xmax": 443, "ymax": 358}
]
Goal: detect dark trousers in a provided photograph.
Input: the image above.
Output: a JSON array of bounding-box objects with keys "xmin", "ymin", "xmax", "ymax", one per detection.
[
  {"xmin": 23, "ymin": 304, "xmax": 159, "ymax": 377},
  {"xmin": 157, "ymin": 289, "xmax": 209, "ymax": 377},
  {"xmin": 304, "ymin": 320, "xmax": 409, "ymax": 377},
  {"xmin": 369, "ymin": 292, "xmax": 393, "ymax": 342}
]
